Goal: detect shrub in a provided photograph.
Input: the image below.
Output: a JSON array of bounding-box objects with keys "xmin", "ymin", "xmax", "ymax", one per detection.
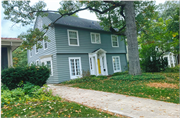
[
  {"xmin": 1, "ymin": 65, "xmax": 50, "ymax": 90},
  {"xmin": 112, "ymin": 71, "xmax": 128, "ymax": 76},
  {"xmin": 110, "ymin": 73, "xmax": 165, "ymax": 81},
  {"xmin": 1, "ymin": 84, "xmax": 61, "ymax": 107},
  {"xmin": 163, "ymin": 65, "xmax": 179, "ymax": 72}
]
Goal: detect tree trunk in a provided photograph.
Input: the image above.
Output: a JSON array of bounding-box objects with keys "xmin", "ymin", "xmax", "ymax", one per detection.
[{"xmin": 124, "ymin": 1, "xmax": 142, "ymax": 75}]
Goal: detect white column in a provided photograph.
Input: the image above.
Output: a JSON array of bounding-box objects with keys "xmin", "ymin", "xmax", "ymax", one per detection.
[
  {"xmin": 172, "ymin": 55, "xmax": 175, "ymax": 67},
  {"xmin": 168, "ymin": 55, "xmax": 171, "ymax": 67},
  {"xmin": 9, "ymin": 47, "xmax": 13, "ymax": 67},
  {"xmin": 104, "ymin": 53, "xmax": 108, "ymax": 75}
]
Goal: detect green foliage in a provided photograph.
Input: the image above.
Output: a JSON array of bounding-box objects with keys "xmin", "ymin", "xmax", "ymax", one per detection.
[
  {"xmin": 140, "ymin": 47, "xmax": 168, "ymax": 72},
  {"xmin": 110, "ymin": 73, "xmax": 165, "ymax": 81},
  {"xmin": 1, "ymin": 65, "xmax": 50, "ymax": 90},
  {"xmin": 1, "ymin": 84, "xmax": 61, "ymax": 107},
  {"xmin": 12, "ymin": 47, "xmax": 27, "ymax": 67},
  {"xmin": 2, "ymin": 1, "xmax": 47, "ymax": 26},
  {"xmin": 112, "ymin": 71, "xmax": 128, "ymax": 76},
  {"xmin": 163, "ymin": 65, "xmax": 180, "ymax": 73}
]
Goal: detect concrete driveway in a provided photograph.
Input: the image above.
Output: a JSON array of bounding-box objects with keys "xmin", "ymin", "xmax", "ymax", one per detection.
[{"xmin": 48, "ymin": 84, "xmax": 180, "ymax": 118}]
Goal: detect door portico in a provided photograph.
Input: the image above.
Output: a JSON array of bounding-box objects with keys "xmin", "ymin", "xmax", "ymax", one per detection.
[{"xmin": 89, "ymin": 48, "xmax": 108, "ymax": 76}]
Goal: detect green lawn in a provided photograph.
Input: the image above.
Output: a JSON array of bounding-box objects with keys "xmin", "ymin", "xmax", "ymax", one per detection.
[
  {"xmin": 62, "ymin": 72, "xmax": 179, "ymax": 104},
  {"xmin": 2, "ymin": 100, "xmax": 123, "ymax": 117}
]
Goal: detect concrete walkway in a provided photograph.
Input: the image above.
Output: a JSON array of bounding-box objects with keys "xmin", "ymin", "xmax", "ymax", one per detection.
[{"xmin": 48, "ymin": 84, "xmax": 180, "ymax": 118}]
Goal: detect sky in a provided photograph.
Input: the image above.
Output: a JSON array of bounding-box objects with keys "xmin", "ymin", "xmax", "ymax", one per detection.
[{"xmin": 1, "ymin": 0, "xmax": 165, "ymax": 38}]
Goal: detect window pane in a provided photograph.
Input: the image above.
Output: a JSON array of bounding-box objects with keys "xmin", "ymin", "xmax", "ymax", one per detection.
[
  {"xmin": 42, "ymin": 62, "xmax": 45, "ymax": 66},
  {"xmin": 69, "ymin": 31, "xmax": 77, "ymax": 38},
  {"xmin": 113, "ymin": 42, "xmax": 118, "ymax": 46},
  {"xmin": 70, "ymin": 39, "xmax": 78, "ymax": 45},
  {"xmin": 96, "ymin": 34, "xmax": 100, "ymax": 43},
  {"xmin": 91, "ymin": 34, "xmax": 95, "ymax": 43},
  {"xmin": 47, "ymin": 61, "xmax": 51, "ymax": 74},
  {"xmin": 45, "ymin": 42, "xmax": 47, "ymax": 49},
  {"xmin": 113, "ymin": 57, "xmax": 120, "ymax": 71},
  {"xmin": 75, "ymin": 59, "xmax": 80, "ymax": 75}
]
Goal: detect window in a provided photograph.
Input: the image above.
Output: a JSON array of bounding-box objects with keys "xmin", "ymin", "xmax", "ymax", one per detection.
[
  {"xmin": 91, "ymin": 33, "xmax": 101, "ymax": 44},
  {"xmin": 112, "ymin": 56, "xmax": 121, "ymax": 72},
  {"xmin": 35, "ymin": 44, "xmax": 38, "ymax": 54},
  {"xmin": 36, "ymin": 59, "xmax": 39, "ymax": 66},
  {"xmin": 111, "ymin": 35, "xmax": 119, "ymax": 47},
  {"xmin": 41, "ymin": 57, "xmax": 53, "ymax": 76},
  {"xmin": 43, "ymin": 34, "xmax": 48, "ymax": 50},
  {"xmin": 43, "ymin": 40, "xmax": 48, "ymax": 50},
  {"xmin": 68, "ymin": 30, "xmax": 79, "ymax": 46},
  {"xmin": 69, "ymin": 57, "xmax": 82, "ymax": 79}
]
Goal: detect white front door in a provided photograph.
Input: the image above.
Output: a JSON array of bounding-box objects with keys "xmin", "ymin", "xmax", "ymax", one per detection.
[{"xmin": 89, "ymin": 51, "xmax": 108, "ymax": 76}]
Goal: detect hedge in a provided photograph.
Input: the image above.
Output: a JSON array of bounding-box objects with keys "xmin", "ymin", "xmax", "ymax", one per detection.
[{"xmin": 1, "ymin": 65, "xmax": 50, "ymax": 90}]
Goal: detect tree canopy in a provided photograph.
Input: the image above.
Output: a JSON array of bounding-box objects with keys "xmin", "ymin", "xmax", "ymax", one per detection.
[{"xmin": 2, "ymin": 1, "xmax": 160, "ymax": 75}]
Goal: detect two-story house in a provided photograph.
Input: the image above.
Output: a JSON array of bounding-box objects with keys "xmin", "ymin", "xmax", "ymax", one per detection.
[{"xmin": 28, "ymin": 13, "xmax": 127, "ymax": 84}]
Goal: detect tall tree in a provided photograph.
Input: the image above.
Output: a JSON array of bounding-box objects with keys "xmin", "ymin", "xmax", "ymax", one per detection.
[
  {"xmin": 12, "ymin": 47, "xmax": 27, "ymax": 67},
  {"xmin": 2, "ymin": 1, "xmax": 155, "ymax": 75}
]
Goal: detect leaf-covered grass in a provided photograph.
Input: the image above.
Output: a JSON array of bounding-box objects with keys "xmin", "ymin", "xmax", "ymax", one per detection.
[
  {"xmin": 110, "ymin": 73, "xmax": 165, "ymax": 81},
  {"xmin": 1, "ymin": 82, "xmax": 126, "ymax": 117},
  {"xmin": 62, "ymin": 72, "xmax": 179, "ymax": 104},
  {"xmin": 2, "ymin": 100, "xmax": 121, "ymax": 117}
]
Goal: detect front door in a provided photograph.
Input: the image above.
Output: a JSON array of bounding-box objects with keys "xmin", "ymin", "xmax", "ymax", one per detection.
[
  {"xmin": 89, "ymin": 49, "xmax": 108, "ymax": 76},
  {"xmin": 97, "ymin": 58, "xmax": 101, "ymax": 74}
]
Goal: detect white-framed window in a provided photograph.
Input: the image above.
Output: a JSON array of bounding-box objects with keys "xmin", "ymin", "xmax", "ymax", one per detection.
[
  {"xmin": 29, "ymin": 49, "xmax": 32, "ymax": 57},
  {"xmin": 112, "ymin": 56, "xmax": 121, "ymax": 73},
  {"xmin": 43, "ymin": 40, "xmax": 48, "ymax": 50},
  {"xmin": 67, "ymin": 30, "xmax": 79, "ymax": 46},
  {"xmin": 41, "ymin": 57, "xmax": 53, "ymax": 76},
  {"xmin": 111, "ymin": 35, "xmax": 119, "ymax": 47},
  {"xmin": 91, "ymin": 33, "xmax": 101, "ymax": 44},
  {"xmin": 35, "ymin": 44, "xmax": 38, "ymax": 54},
  {"xmin": 69, "ymin": 57, "xmax": 82, "ymax": 79}
]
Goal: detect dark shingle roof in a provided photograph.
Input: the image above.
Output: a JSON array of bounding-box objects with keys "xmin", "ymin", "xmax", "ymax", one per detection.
[{"xmin": 47, "ymin": 13, "xmax": 104, "ymax": 31}]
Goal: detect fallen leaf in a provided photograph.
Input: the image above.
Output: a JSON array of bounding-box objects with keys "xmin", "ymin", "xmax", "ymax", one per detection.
[{"xmin": 46, "ymin": 112, "xmax": 51, "ymax": 114}]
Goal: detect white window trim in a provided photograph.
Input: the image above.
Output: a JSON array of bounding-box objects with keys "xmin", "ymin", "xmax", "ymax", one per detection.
[
  {"xmin": 111, "ymin": 35, "xmax": 119, "ymax": 47},
  {"xmin": 112, "ymin": 56, "xmax": 121, "ymax": 73},
  {"xmin": 90, "ymin": 32, "xmax": 101, "ymax": 44},
  {"xmin": 29, "ymin": 50, "xmax": 32, "ymax": 57},
  {"xmin": 41, "ymin": 57, "xmax": 53, "ymax": 76},
  {"xmin": 69, "ymin": 57, "xmax": 82, "ymax": 79},
  {"xmin": 67, "ymin": 30, "xmax": 79, "ymax": 46},
  {"xmin": 35, "ymin": 44, "xmax": 38, "ymax": 54}
]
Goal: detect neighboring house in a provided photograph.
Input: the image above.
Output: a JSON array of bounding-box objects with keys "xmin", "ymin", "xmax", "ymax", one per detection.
[
  {"xmin": 163, "ymin": 52, "xmax": 177, "ymax": 67},
  {"xmin": 28, "ymin": 13, "xmax": 127, "ymax": 84},
  {"xmin": 1, "ymin": 38, "xmax": 22, "ymax": 70}
]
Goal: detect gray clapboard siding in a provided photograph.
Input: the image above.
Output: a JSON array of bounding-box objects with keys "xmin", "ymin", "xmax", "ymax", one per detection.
[
  {"xmin": 27, "ymin": 16, "xmax": 59, "ymax": 84},
  {"xmin": 106, "ymin": 53, "xmax": 128, "ymax": 75},
  {"xmin": 56, "ymin": 54, "xmax": 89, "ymax": 83},
  {"xmin": 55, "ymin": 24, "xmax": 126, "ymax": 54}
]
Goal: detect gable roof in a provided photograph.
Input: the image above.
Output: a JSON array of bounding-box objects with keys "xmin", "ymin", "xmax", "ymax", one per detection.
[{"xmin": 47, "ymin": 13, "xmax": 105, "ymax": 31}]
